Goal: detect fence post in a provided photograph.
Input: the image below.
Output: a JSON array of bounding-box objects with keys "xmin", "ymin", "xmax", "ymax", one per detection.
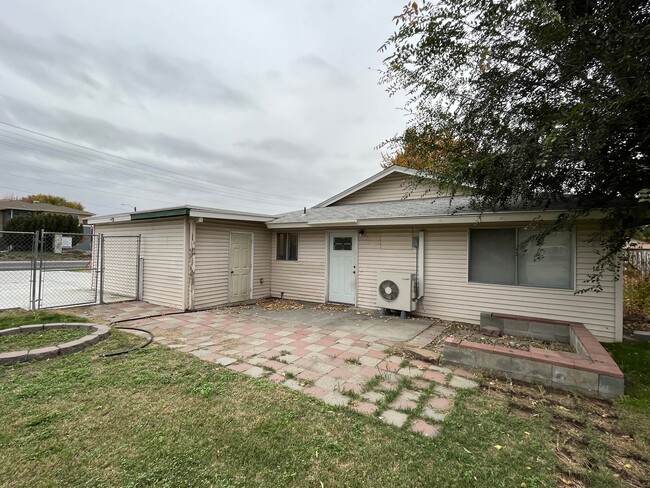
[
  {"xmin": 99, "ymin": 234, "xmax": 105, "ymax": 304},
  {"xmin": 36, "ymin": 229, "xmax": 45, "ymax": 310},
  {"xmin": 29, "ymin": 231, "xmax": 38, "ymax": 311}
]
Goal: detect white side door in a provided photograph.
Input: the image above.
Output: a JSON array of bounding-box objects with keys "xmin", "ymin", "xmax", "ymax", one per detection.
[
  {"xmin": 229, "ymin": 232, "xmax": 252, "ymax": 302},
  {"xmin": 328, "ymin": 233, "xmax": 356, "ymax": 304}
]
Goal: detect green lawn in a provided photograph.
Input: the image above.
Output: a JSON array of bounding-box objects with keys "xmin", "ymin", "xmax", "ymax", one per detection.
[
  {"xmin": 0, "ymin": 328, "xmax": 88, "ymax": 353},
  {"xmin": 0, "ymin": 310, "xmax": 88, "ymax": 330},
  {"xmin": 0, "ymin": 312, "xmax": 648, "ymax": 487}
]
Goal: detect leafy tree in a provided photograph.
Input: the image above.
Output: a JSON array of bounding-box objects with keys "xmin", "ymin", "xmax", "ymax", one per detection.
[
  {"xmin": 380, "ymin": 0, "xmax": 650, "ymax": 290},
  {"xmin": 3, "ymin": 213, "xmax": 83, "ymax": 251},
  {"xmin": 22, "ymin": 194, "xmax": 84, "ymax": 211}
]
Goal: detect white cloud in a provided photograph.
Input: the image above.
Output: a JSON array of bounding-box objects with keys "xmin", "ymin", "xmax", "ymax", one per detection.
[{"xmin": 0, "ymin": 0, "xmax": 407, "ymax": 215}]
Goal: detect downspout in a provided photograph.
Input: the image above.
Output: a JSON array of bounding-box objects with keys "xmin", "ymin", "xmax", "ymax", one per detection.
[{"xmin": 417, "ymin": 230, "xmax": 425, "ymax": 300}]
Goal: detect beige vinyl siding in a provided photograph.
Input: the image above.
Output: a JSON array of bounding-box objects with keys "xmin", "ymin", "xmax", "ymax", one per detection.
[
  {"xmin": 352, "ymin": 222, "xmax": 618, "ymax": 341},
  {"xmin": 333, "ymin": 173, "xmax": 441, "ymax": 206},
  {"xmin": 357, "ymin": 229, "xmax": 418, "ymax": 309},
  {"xmin": 271, "ymin": 230, "xmax": 327, "ymax": 302},
  {"xmin": 418, "ymin": 222, "xmax": 618, "ymax": 342},
  {"xmin": 95, "ymin": 219, "xmax": 186, "ymax": 310},
  {"xmin": 193, "ymin": 220, "xmax": 271, "ymax": 309}
]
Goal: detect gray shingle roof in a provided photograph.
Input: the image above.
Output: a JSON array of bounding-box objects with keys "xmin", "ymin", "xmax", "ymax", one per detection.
[{"xmin": 271, "ymin": 197, "xmax": 574, "ymax": 225}]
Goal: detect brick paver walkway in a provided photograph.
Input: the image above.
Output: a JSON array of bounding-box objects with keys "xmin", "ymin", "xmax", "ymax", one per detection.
[{"xmin": 123, "ymin": 307, "xmax": 478, "ymax": 437}]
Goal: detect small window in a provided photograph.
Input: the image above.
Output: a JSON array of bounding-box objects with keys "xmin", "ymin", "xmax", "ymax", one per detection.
[
  {"xmin": 333, "ymin": 237, "xmax": 353, "ymax": 251},
  {"xmin": 276, "ymin": 232, "xmax": 298, "ymax": 261}
]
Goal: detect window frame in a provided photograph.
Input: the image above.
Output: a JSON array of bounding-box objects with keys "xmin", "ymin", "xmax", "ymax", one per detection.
[
  {"xmin": 467, "ymin": 227, "xmax": 576, "ymax": 291},
  {"xmin": 276, "ymin": 232, "xmax": 298, "ymax": 261}
]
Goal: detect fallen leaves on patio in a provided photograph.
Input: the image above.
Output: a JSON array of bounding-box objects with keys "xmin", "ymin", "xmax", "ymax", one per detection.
[{"xmin": 256, "ymin": 298, "xmax": 304, "ymax": 311}]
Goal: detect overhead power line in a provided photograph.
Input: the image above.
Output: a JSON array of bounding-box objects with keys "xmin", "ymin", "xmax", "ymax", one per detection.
[
  {"xmin": 0, "ymin": 120, "xmax": 309, "ymax": 205},
  {"xmin": 0, "ymin": 164, "xmax": 284, "ymax": 212},
  {"xmin": 0, "ymin": 137, "xmax": 301, "ymax": 208}
]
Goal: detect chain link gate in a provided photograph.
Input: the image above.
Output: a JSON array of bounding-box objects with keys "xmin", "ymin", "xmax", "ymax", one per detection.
[{"xmin": 0, "ymin": 230, "xmax": 141, "ymax": 311}]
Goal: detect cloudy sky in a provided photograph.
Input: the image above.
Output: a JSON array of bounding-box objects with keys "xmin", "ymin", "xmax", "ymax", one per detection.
[{"xmin": 0, "ymin": 1, "xmax": 408, "ymax": 216}]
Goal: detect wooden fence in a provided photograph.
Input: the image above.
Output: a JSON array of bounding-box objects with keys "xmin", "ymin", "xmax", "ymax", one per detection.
[{"xmin": 626, "ymin": 249, "xmax": 650, "ymax": 278}]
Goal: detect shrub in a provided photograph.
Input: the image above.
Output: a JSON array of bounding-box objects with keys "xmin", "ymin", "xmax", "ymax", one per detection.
[
  {"xmin": 4, "ymin": 213, "xmax": 83, "ymax": 251},
  {"xmin": 624, "ymin": 275, "xmax": 650, "ymax": 320}
]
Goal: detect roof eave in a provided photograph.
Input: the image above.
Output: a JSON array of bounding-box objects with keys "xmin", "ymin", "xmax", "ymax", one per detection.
[
  {"xmin": 189, "ymin": 209, "xmax": 274, "ymax": 222},
  {"xmin": 88, "ymin": 213, "xmax": 132, "ymax": 224},
  {"xmin": 266, "ymin": 209, "xmax": 597, "ymax": 229},
  {"xmin": 90, "ymin": 205, "xmax": 276, "ymax": 225}
]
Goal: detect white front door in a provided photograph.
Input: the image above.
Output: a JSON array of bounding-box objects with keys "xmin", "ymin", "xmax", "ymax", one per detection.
[
  {"xmin": 229, "ymin": 232, "xmax": 252, "ymax": 302},
  {"xmin": 328, "ymin": 233, "xmax": 356, "ymax": 304}
]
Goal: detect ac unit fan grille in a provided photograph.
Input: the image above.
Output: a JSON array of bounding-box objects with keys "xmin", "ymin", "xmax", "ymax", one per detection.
[{"xmin": 379, "ymin": 280, "xmax": 399, "ymax": 302}]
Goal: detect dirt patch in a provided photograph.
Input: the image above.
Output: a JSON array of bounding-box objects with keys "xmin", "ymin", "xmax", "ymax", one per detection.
[
  {"xmin": 314, "ymin": 303, "xmax": 350, "ymax": 312},
  {"xmin": 481, "ymin": 377, "xmax": 649, "ymax": 488},
  {"xmin": 255, "ymin": 298, "xmax": 304, "ymax": 311},
  {"xmin": 624, "ymin": 317, "xmax": 650, "ymax": 335},
  {"xmin": 425, "ymin": 319, "xmax": 574, "ymax": 353}
]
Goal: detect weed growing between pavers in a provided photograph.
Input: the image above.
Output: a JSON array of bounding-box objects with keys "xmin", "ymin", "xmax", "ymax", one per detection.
[
  {"xmin": 339, "ymin": 387, "xmax": 361, "ymax": 401},
  {"xmin": 362, "ymin": 374, "xmax": 383, "ymax": 393},
  {"xmin": 405, "ymin": 383, "xmax": 439, "ymax": 427},
  {"xmin": 269, "ymin": 355, "xmax": 289, "ymax": 364}
]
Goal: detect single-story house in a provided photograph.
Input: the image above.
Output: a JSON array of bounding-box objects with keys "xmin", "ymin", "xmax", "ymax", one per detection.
[
  {"xmin": 0, "ymin": 199, "xmax": 94, "ymax": 230},
  {"xmin": 88, "ymin": 166, "xmax": 623, "ymax": 342}
]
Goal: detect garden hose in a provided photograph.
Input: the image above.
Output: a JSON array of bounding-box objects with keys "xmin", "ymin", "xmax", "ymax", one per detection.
[{"xmin": 99, "ymin": 326, "xmax": 154, "ymax": 357}]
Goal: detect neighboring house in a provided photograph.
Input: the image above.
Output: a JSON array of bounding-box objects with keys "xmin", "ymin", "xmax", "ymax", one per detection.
[
  {"xmin": 0, "ymin": 200, "xmax": 94, "ymax": 230},
  {"xmin": 89, "ymin": 166, "xmax": 623, "ymax": 342}
]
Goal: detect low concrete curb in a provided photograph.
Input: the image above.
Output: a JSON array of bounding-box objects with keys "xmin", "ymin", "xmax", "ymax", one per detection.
[
  {"xmin": 0, "ymin": 323, "xmax": 110, "ymax": 366},
  {"xmin": 442, "ymin": 313, "xmax": 624, "ymax": 398}
]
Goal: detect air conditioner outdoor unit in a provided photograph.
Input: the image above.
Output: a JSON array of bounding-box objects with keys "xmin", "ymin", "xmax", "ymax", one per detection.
[{"xmin": 377, "ymin": 271, "xmax": 417, "ymax": 312}]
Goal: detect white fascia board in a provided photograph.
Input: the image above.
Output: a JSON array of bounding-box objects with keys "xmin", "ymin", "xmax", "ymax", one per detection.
[
  {"xmin": 266, "ymin": 209, "xmax": 598, "ymax": 229},
  {"xmin": 88, "ymin": 213, "xmax": 131, "ymax": 224},
  {"xmin": 307, "ymin": 219, "xmax": 358, "ymax": 226},
  {"xmin": 189, "ymin": 209, "xmax": 274, "ymax": 222},
  {"xmin": 313, "ymin": 166, "xmax": 417, "ymax": 208},
  {"xmin": 356, "ymin": 211, "xmax": 566, "ymax": 227}
]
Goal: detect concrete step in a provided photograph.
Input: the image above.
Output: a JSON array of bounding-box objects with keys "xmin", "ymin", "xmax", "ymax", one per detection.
[
  {"xmin": 404, "ymin": 346, "xmax": 440, "ymax": 365},
  {"xmin": 632, "ymin": 330, "xmax": 650, "ymax": 342}
]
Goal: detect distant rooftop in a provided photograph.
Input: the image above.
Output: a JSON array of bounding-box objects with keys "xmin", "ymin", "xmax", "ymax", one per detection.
[{"xmin": 0, "ymin": 200, "xmax": 94, "ymax": 216}]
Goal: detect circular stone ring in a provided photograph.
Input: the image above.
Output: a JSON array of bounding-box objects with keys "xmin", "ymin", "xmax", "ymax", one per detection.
[{"xmin": 0, "ymin": 323, "xmax": 110, "ymax": 366}]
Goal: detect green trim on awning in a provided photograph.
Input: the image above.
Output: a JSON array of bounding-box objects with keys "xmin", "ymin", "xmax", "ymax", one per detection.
[{"xmin": 130, "ymin": 208, "xmax": 190, "ymax": 220}]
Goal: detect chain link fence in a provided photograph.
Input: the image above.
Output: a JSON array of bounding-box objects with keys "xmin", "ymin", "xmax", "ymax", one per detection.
[
  {"xmin": 0, "ymin": 230, "xmax": 140, "ymax": 311},
  {"xmin": 0, "ymin": 231, "xmax": 39, "ymax": 310}
]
